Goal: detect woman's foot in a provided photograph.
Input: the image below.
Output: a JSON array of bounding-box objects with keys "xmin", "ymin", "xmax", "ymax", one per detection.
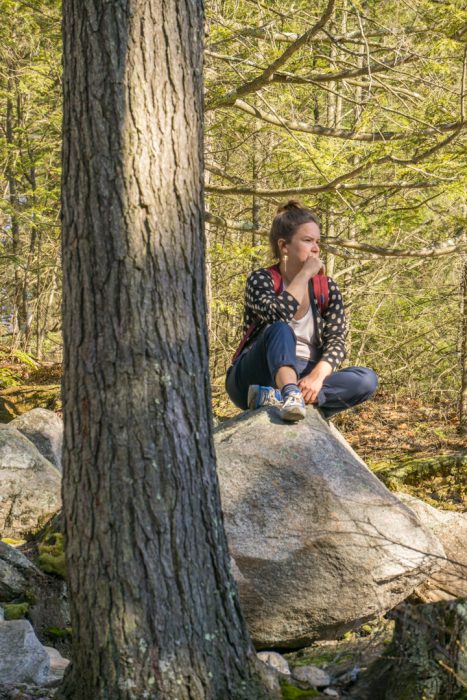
[
  {"xmin": 247, "ymin": 385, "xmax": 282, "ymax": 409},
  {"xmin": 280, "ymin": 386, "xmax": 306, "ymax": 422}
]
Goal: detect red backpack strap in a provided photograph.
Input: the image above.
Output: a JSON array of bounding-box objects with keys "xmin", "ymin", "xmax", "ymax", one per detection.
[
  {"xmin": 265, "ymin": 264, "xmax": 284, "ymax": 294},
  {"xmin": 313, "ymin": 273, "xmax": 329, "ymax": 315},
  {"xmin": 267, "ymin": 264, "xmax": 329, "ymax": 314},
  {"xmin": 231, "ymin": 266, "xmax": 284, "ymax": 364}
]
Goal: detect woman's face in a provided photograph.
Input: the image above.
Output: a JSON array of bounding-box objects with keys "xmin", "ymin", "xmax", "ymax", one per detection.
[{"xmin": 280, "ymin": 221, "xmax": 321, "ymax": 264}]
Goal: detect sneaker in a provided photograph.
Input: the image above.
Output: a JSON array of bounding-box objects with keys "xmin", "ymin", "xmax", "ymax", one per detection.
[
  {"xmin": 280, "ymin": 389, "xmax": 306, "ymax": 422},
  {"xmin": 247, "ymin": 385, "xmax": 282, "ymax": 410}
]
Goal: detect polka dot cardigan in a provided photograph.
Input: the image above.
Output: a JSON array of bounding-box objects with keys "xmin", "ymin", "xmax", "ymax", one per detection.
[{"xmin": 240, "ymin": 267, "xmax": 347, "ymax": 370}]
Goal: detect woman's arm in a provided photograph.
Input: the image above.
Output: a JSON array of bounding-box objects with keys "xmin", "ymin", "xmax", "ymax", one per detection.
[
  {"xmin": 320, "ymin": 278, "xmax": 347, "ymax": 370},
  {"xmin": 297, "ymin": 278, "xmax": 347, "ymax": 404},
  {"xmin": 245, "ymin": 269, "xmax": 299, "ymax": 325}
]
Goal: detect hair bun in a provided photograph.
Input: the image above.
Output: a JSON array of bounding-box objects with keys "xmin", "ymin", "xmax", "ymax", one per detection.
[{"xmin": 276, "ymin": 199, "xmax": 305, "ymax": 214}]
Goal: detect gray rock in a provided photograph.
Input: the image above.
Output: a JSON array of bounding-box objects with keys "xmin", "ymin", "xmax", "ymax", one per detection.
[
  {"xmin": 323, "ymin": 689, "xmax": 340, "ymax": 698},
  {"xmin": 10, "ymin": 409, "xmax": 63, "ymax": 472},
  {"xmin": 397, "ymin": 493, "xmax": 467, "ymax": 601},
  {"xmin": 292, "ymin": 665, "xmax": 331, "ymax": 688},
  {"xmin": 0, "ymin": 427, "xmax": 61, "ymax": 539},
  {"xmin": 257, "ymin": 651, "xmax": 290, "ymax": 675},
  {"xmin": 214, "ymin": 407, "xmax": 445, "ymax": 648},
  {"xmin": 0, "ymin": 541, "xmax": 41, "ymax": 602},
  {"xmin": 43, "ymin": 646, "xmax": 69, "ymax": 682},
  {"xmin": 0, "ymin": 620, "xmax": 50, "ymax": 686},
  {"xmin": 0, "ymin": 607, "xmax": 3, "ymax": 621}
]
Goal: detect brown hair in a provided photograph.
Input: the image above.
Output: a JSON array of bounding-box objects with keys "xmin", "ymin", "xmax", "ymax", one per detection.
[{"xmin": 269, "ymin": 200, "xmax": 321, "ymax": 259}]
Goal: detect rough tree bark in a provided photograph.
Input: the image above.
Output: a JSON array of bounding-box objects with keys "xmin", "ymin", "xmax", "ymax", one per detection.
[
  {"xmin": 353, "ymin": 600, "xmax": 467, "ymax": 700},
  {"xmin": 58, "ymin": 1, "xmax": 271, "ymax": 698}
]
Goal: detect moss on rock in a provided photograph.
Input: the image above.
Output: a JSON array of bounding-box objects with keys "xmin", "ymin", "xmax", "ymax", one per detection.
[
  {"xmin": 4, "ymin": 602, "xmax": 29, "ymax": 620},
  {"xmin": 280, "ymin": 682, "xmax": 320, "ymax": 699},
  {"xmin": 37, "ymin": 531, "xmax": 66, "ymax": 578},
  {"xmin": 45, "ymin": 626, "xmax": 72, "ymax": 639}
]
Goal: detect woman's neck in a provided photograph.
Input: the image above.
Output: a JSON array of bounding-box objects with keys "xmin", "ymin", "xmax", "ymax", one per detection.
[{"xmin": 279, "ymin": 260, "xmax": 299, "ymax": 285}]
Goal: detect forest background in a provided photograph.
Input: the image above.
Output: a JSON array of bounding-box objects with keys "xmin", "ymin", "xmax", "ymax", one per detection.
[{"xmin": 0, "ymin": 0, "xmax": 466, "ymax": 490}]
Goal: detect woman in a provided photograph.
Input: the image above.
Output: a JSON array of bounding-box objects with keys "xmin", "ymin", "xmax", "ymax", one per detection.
[{"xmin": 225, "ymin": 200, "xmax": 378, "ymax": 422}]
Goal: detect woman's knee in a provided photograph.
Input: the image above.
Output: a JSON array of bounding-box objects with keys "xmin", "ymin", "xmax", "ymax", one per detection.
[
  {"xmin": 263, "ymin": 320, "xmax": 295, "ymax": 341},
  {"xmin": 356, "ymin": 367, "xmax": 378, "ymax": 397}
]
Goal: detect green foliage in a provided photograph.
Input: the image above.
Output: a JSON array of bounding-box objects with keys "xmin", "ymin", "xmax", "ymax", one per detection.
[
  {"xmin": 0, "ymin": 367, "xmax": 20, "ymax": 387},
  {"xmin": 0, "ymin": 0, "xmax": 62, "ymax": 359},
  {"xmin": 205, "ymin": 0, "xmax": 467, "ymax": 416},
  {"xmin": 11, "ymin": 350, "xmax": 38, "ymax": 369}
]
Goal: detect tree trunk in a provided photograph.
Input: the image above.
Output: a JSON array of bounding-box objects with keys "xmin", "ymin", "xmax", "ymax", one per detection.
[
  {"xmin": 354, "ymin": 600, "xmax": 467, "ymax": 700},
  {"xmin": 58, "ymin": 2, "xmax": 271, "ymax": 699},
  {"xmin": 459, "ymin": 258, "xmax": 467, "ymax": 435}
]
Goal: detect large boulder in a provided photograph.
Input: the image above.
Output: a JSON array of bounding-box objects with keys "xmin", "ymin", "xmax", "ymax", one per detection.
[
  {"xmin": 0, "ymin": 427, "xmax": 61, "ymax": 539},
  {"xmin": 0, "ymin": 619, "xmax": 50, "ymax": 686},
  {"xmin": 214, "ymin": 407, "xmax": 446, "ymax": 648},
  {"xmin": 0, "ymin": 541, "xmax": 42, "ymax": 602},
  {"xmin": 10, "ymin": 409, "xmax": 63, "ymax": 471},
  {"xmin": 397, "ymin": 493, "xmax": 467, "ymax": 602}
]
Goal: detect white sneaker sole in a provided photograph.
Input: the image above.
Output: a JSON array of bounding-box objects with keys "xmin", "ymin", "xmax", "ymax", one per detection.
[
  {"xmin": 280, "ymin": 405, "xmax": 306, "ymax": 422},
  {"xmin": 247, "ymin": 385, "xmax": 257, "ymax": 410}
]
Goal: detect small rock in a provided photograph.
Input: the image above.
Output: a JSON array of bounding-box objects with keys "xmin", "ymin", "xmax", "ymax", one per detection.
[
  {"xmin": 292, "ymin": 665, "xmax": 331, "ymax": 688},
  {"xmin": 0, "ymin": 606, "xmax": 3, "ymax": 620},
  {"xmin": 334, "ymin": 665, "xmax": 360, "ymax": 686},
  {"xmin": 44, "ymin": 645, "xmax": 70, "ymax": 682},
  {"xmin": 0, "ymin": 619, "xmax": 50, "ymax": 686},
  {"xmin": 0, "ymin": 427, "xmax": 61, "ymax": 539},
  {"xmin": 257, "ymin": 651, "xmax": 290, "ymax": 675},
  {"xmin": 324, "ymin": 689, "xmax": 340, "ymax": 698},
  {"xmin": 10, "ymin": 409, "xmax": 63, "ymax": 472}
]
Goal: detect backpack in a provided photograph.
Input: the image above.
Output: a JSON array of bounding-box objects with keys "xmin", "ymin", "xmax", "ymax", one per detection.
[{"xmin": 231, "ymin": 264, "xmax": 329, "ymax": 364}]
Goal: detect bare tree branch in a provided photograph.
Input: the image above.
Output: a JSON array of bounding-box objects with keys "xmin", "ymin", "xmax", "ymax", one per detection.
[
  {"xmin": 206, "ymin": 180, "xmax": 439, "ymax": 196},
  {"xmin": 205, "ymin": 211, "xmax": 467, "ymax": 259},
  {"xmin": 208, "ymin": 0, "xmax": 335, "ymax": 109},
  {"xmin": 323, "ymin": 231, "xmax": 467, "ymax": 258},
  {"xmin": 207, "ymin": 25, "xmax": 397, "ymax": 49},
  {"xmin": 230, "ymin": 99, "xmax": 463, "ymax": 141}
]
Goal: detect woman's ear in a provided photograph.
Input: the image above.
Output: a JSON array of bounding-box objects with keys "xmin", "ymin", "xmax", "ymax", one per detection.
[{"xmin": 278, "ymin": 238, "xmax": 287, "ymax": 256}]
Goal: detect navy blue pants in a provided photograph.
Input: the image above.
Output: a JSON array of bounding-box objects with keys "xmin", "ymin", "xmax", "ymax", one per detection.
[{"xmin": 226, "ymin": 321, "xmax": 378, "ymax": 418}]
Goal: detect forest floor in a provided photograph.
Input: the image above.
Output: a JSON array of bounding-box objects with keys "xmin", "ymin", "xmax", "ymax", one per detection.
[{"xmin": 333, "ymin": 391, "xmax": 466, "ymax": 511}]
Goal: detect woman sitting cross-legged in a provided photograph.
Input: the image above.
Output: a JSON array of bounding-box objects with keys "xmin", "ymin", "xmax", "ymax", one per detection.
[{"xmin": 225, "ymin": 200, "xmax": 378, "ymax": 422}]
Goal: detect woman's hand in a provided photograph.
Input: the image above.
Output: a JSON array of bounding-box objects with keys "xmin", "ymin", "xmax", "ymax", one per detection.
[
  {"xmin": 297, "ymin": 372, "xmax": 324, "ymax": 404},
  {"xmin": 301, "ymin": 255, "xmax": 324, "ymax": 279},
  {"xmin": 297, "ymin": 361, "xmax": 333, "ymax": 404}
]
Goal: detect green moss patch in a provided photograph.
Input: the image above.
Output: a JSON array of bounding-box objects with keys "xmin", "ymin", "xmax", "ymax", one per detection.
[
  {"xmin": 37, "ymin": 532, "xmax": 66, "ymax": 578},
  {"xmin": 0, "ymin": 538, "xmax": 25, "ymax": 546},
  {"xmin": 4, "ymin": 602, "xmax": 29, "ymax": 620},
  {"xmin": 280, "ymin": 682, "xmax": 319, "ymax": 699},
  {"xmin": 45, "ymin": 626, "xmax": 72, "ymax": 639}
]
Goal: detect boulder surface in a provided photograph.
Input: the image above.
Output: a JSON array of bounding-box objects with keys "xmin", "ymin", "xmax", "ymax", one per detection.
[
  {"xmin": 0, "ymin": 427, "xmax": 61, "ymax": 539},
  {"xmin": 0, "ymin": 541, "xmax": 42, "ymax": 602},
  {"xmin": 214, "ymin": 407, "xmax": 445, "ymax": 648},
  {"xmin": 397, "ymin": 493, "xmax": 467, "ymax": 602},
  {"xmin": 10, "ymin": 408, "xmax": 63, "ymax": 471},
  {"xmin": 0, "ymin": 619, "xmax": 50, "ymax": 686}
]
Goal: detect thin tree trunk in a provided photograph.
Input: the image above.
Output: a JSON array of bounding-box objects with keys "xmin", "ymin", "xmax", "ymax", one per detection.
[
  {"xmin": 460, "ymin": 258, "xmax": 467, "ymax": 434},
  {"xmin": 58, "ymin": 2, "xmax": 270, "ymax": 698},
  {"xmin": 6, "ymin": 89, "xmax": 23, "ymax": 345}
]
